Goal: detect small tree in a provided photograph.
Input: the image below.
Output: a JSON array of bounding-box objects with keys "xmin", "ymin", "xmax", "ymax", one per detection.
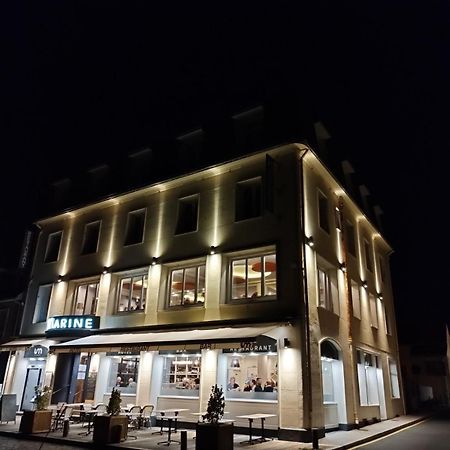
[
  {"xmin": 107, "ymin": 388, "xmax": 122, "ymax": 415},
  {"xmin": 32, "ymin": 385, "xmax": 51, "ymax": 411},
  {"xmin": 203, "ymin": 384, "xmax": 225, "ymax": 424}
]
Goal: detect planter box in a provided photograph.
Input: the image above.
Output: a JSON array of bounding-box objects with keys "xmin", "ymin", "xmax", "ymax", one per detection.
[
  {"xmin": 93, "ymin": 414, "xmax": 128, "ymax": 444},
  {"xmin": 196, "ymin": 422, "xmax": 234, "ymax": 450},
  {"xmin": 19, "ymin": 410, "xmax": 53, "ymax": 434}
]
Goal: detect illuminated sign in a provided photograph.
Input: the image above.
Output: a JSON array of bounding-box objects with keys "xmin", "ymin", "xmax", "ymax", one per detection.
[
  {"xmin": 223, "ymin": 336, "xmax": 277, "ymax": 353},
  {"xmin": 24, "ymin": 345, "xmax": 49, "ymax": 358},
  {"xmin": 46, "ymin": 315, "xmax": 100, "ymax": 334}
]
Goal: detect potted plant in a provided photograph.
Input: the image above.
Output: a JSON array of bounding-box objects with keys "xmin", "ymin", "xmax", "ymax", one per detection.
[
  {"xmin": 19, "ymin": 385, "xmax": 53, "ymax": 433},
  {"xmin": 93, "ymin": 387, "xmax": 128, "ymax": 444},
  {"xmin": 196, "ymin": 384, "xmax": 233, "ymax": 450}
]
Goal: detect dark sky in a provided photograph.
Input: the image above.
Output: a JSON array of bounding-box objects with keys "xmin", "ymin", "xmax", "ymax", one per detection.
[{"xmin": 1, "ymin": 1, "xmax": 449, "ymax": 345}]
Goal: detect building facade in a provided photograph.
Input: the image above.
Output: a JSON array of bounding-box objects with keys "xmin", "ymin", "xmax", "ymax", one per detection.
[{"xmin": 0, "ymin": 143, "xmax": 404, "ymax": 440}]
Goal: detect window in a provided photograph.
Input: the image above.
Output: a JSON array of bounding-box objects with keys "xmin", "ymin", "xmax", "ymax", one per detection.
[
  {"xmin": 351, "ymin": 280, "xmax": 361, "ymax": 319},
  {"xmin": 107, "ymin": 354, "xmax": 139, "ymax": 394},
  {"xmin": 235, "ymin": 177, "xmax": 262, "ymax": 221},
  {"xmin": 378, "ymin": 256, "xmax": 385, "ymax": 282},
  {"xmin": 73, "ymin": 282, "xmax": 99, "ymax": 315},
  {"xmin": 345, "ymin": 221, "xmax": 356, "ymax": 256},
  {"xmin": 44, "ymin": 231, "xmax": 62, "ymax": 263},
  {"xmin": 218, "ymin": 351, "xmax": 278, "ymax": 401},
  {"xmin": 168, "ymin": 265, "xmax": 205, "ymax": 307},
  {"xmin": 81, "ymin": 221, "xmax": 101, "ymax": 254},
  {"xmin": 381, "ymin": 300, "xmax": 391, "ymax": 335},
  {"xmin": 117, "ymin": 273, "xmax": 147, "ymax": 312},
  {"xmin": 160, "ymin": 352, "xmax": 201, "ymax": 397},
  {"xmin": 317, "ymin": 266, "xmax": 339, "ymax": 314},
  {"xmin": 32, "ymin": 284, "xmax": 52, "ymax": 323},
  {"xmin": 389, "ymin": 359, "xmax": 401, "ymax": 398},
  {"xmin": 369, "ymin": 293, "xmax": 378, "ymax": 328},
  {"xmin": 124, "ymin": 209, "xmax": 146, "ymax": 246},
  {"xmin": 230, "ymin": 253, "xmax": 277, "ymax": 300},
  {"xmin": 356, "ymin": 350, "xmax": 380, "ymax": 406},
  {"xmin": 318, "ymin": 191, "xmax": 330, "ymax": 233},
  {"xmin": 364, "ymin": 239, "xmax": 373, "ymax": 272},
  {"xmin": 175, "ymin": 195, "xmax": 199, "ymax": 235}
]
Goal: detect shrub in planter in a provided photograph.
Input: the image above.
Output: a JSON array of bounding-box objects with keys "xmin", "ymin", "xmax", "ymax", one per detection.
[
  {"xmin": 196, "ymin": 384, "xmax": 233, "ymax": 450},
  {"xmin": 19, "ymin": 386, "xmax": 52, "ymax": 434}
]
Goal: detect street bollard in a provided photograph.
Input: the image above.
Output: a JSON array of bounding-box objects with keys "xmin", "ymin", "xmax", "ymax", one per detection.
[
  {"xmin": 312, "ymin": 427, "xmax": 319, "ymax": 449},
  {"xmin": 62, "ymin": 418, "xmax": 70, "ymax": 437},
  {"xmin": 180, "ymin": 430, "xmax": 187, "ymax": 450}
]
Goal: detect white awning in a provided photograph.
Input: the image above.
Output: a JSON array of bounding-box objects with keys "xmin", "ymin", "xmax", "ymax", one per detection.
[
  {"xmin": 0, "ymin": 338, "xmax": 52, "ymax": 352},
  {"xmin": 50, "ymin": 324, "xmax": 280, "ymax": 354}
]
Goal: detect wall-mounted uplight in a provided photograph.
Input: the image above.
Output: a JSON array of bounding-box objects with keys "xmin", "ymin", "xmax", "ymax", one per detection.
[
  {"xmin": 305, "ymin": 236, "xmax": 314, "ymax": 248},
  {"xmin": 210, "ymin": 245, "xmax": 216, "ymax": 255},
  {"xmin": 151, "ymin": 257, "xmax": 158, "ymax": 266},
  {"xmin": 102, "ymin": 266, "xmax": 110, "ymax": 275},
  {"xmin": 339, "ymin": 262, "xmax": 347, "ymax": 272},
  {"xmin": 377, "ymin": 292, "xmax": 383, "ymax": 300},
  {"xmin": 362, "ymin": 280, "xmax": 368, "ymax": 289},
  {"xmin": 283, "ymin": 338, "xmax": 291, "ymax": 349},
  {"xmin": 57, "ymin": 275, "xmax": 63, "ymax": 283}
]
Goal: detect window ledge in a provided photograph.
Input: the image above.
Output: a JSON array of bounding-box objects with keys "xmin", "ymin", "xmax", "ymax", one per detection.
[
  {"xmin": 157, "ymin": 395, "xmax": 200, "ymax": 400},
  {"xmin": 227, "ymin": 297, "xmax": 277, "ymax": 305},
  {"xmin": 226, "ymin": 398, "xmax": 278, "ymax": 404}
]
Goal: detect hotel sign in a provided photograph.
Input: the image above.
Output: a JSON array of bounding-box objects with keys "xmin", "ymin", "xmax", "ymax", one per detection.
[
  {"xmin": 24, "ymin": 344, "xmax": 49, "ymax": 358},
  {"xmin": 46, "ymin": 315, "xmax": 100, "ymax": 335}
]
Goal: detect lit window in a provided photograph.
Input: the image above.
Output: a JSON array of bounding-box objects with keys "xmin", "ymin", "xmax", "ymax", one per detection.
[
  {"xmin": 33, "ymin": 284, "xmax": 52, "ymax": 323},
  {"xmin": 318, "ymin": 191, "xmax": 330, "ymax": 233},
  {"xmin": 124, "ymin": 209, "xmax": 146, "ymax": 246},
  {"xmin": 117, "ymin": 273, "xmax": 147, "ymax": 312},
  {"xmin": 351, "ymin": 280, "xmax": 361, "ymax": 319},
  {"xmin": 317, "ymin": 266, "xmax": 339, "ymax": 314},
  {"xmin": 389, "ymin": 359, "xmax": 400, "ymax": 398},
  {"xmin": 369, "ymin": 293, "xmax": 378, "ymax": 328},
  {"xmin": 168, "ymin": 265, "xmax": 206, "ymax": 307},
  {"xmin": 107, "ymin": 354, "xmax": 139, "ymax": 394},
  {"xmin": 321, "ymin": 341, "xmax": 341, "ymax": 403},
  {"xmin": 230, "ymin": 253, "xmax": 277, "ymax": 300},
  {"xmin": 44, "ymin": 231, "xmax": 62, "ymax": 263},
  {"xmin": 81, "ymin": 221, "xmax": 101, "ymax": 255},
  {"xmin": 235, "ymin": 177, "xmax": 262, "ymax": 221},
  {"xmin": 160, "ymin": 352, "xmax": 201, "ymax": 397},
  {"xmin": 175, "ymin": 195, "xmax": 199, "ymax": 235},
  {"xmin": 356, "ymin": 350, "xmax": 380, "ymax": 406},
  {"xmin": 73, "ymin": 282, "xmax": 99, "ymax": 315}
]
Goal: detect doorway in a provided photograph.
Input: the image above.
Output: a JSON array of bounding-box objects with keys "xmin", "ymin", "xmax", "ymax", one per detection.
[{"xmin": 21, "ymin": 368, "xmax": 42, "ymax": 411}]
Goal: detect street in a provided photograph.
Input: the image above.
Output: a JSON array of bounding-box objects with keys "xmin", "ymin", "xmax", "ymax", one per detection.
[
  {"xmin": 351, "ymin": 410, "xmax": 450, "ymax": 450},
  {"xmin": 0, "ymin": 437, "xmax": 79, "ymax": 450}
]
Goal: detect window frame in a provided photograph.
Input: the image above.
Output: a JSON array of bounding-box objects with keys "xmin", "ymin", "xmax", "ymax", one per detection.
[
  {"xmin": 167, "ymin": 263, "xmax": 206, "ymax": 308},
  {"xmin": 317, "ymin": 190, "xmax": 330, "ymax": 234},
  {"xmin": 72, "ymin": 281, "xmax": 100, "ymax": 315},
  {"xmin": 317, "ymin": 264, "xmax": 339, "ymax": 315},
  {"xmin": 32, "ymin": 284, "xmax": 53, "ymax": 324},
  {"xmin": 44, "ymin": 231, "xmax": 63, "ymax": 263},
  {"xmin": 115, "ymin": 271, "xmax": 148, "ymax": 313},
  {"xmin": 369, "ymin": 292, "xmax": 378, "ymax": 328},
  {"xmin": 351, "ymin": 280, "xmax": 361, "ymax": 319},
  {"xmin": 388, "ymin": 359, "xmax": 401, "ymax": 399},
  {"xmin": 175, "ymin": 194, "xmax": 199, "ymax": 235},
  {"xmin": 356, "ymin": 349, "xmax": 380, "ymax": 406},
  {"xmin": 81, "ymin": 220, "xmax": 101, "ymax": 255},
  {"xmin": 345, "ymin": 220, "xmax": 356, "ymax": 257},
  {"xmin": 234, "ymin": 176, "xmax": 263, "ymax": 222},
  {"xmin": 124, "ymin": 208, "xmax": 146, "ymax": 247},
  {"xmin": 364, "ymin": 238, "xmax": 373, "ymax": 272}
]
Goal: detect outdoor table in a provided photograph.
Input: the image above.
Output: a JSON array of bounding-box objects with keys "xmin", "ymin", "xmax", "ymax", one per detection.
[
  {"xmin": 74, "ymin": 410, "xmax": 98, "ymax": 436},
  {"xmin": 154, "ymin": 408, "xmax": 189, "ymax": 434},
  {"xmin": 236, "ymin": 413, "xmax": 277, "ymax": 444},
  {"xmin": 156, "ymin": 414, "xmax": 182, "ymax": 445}
]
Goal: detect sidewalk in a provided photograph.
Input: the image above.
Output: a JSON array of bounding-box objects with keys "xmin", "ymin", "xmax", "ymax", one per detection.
[{"xmin": 0, "ymin": 412, "xmax": 432, "ymax": 450}]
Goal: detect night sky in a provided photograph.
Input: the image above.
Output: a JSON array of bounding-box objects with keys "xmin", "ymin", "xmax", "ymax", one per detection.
[{"xmin": 1, "ymin": 2, "xmax": 448, "ymax": 345}]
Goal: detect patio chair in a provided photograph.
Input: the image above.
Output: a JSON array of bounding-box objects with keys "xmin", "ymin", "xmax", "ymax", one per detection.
[
  {"xmin": 127, "ymin": 405, "xmax": 141, "ymax": 438},
  {"xmin": 140, "ymin": 404, "xmax": 154, "ymax": 428},
  {"xmin": 52, "ymin": 405, "xmax": 73, "ymax": 432},
  {"xmin": 93, "ymin": 403, "xmax": 107, "ymax": 414}
]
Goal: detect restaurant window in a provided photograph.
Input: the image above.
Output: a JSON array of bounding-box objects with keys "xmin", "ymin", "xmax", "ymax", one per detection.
[
  {"xmin": 356, "ymin": 350, "xmax": 380, "ymax": 406},
  {"xmin": 73, "ymin": 281, "xmax": 99, "ymax": 315},
  {"xmin": 168, "ymin": 264, "xmax": 205, "ymax": 307},
  {"xmin": 81, "ymin": 221, "xmax": 101, "ymax": 255},
  {"xmin": 369, "ymin": 293, "xmax": 378, "ymax": 328},
  {"xmin": 218, "ymin": 349, "xmax": 278, "ymax": 401},
  {"xmin": 389, "ymin": 359, "xmax": 401, "ymax": 398},
  {"xmin": 107, "ymin": 353, "xmax": 139, "ymax": 394},
  {"xmin": 124, "ymin": 209, "xmax": 146, "ymax": 246},
  {"xmin": 351, "ymin": 280, "xmax": 361, "ymax": 319},
  {"xmin": 44, "ymin": 231, "xmax": 62, "ymax": 263},
  {"xmin": 230, "ymin": 253, "xmax": 277, "ymax": 301},
  {"xmin": 320, "ymin": 340, "xmax": 342, "ymax": 403},
  {"xmin": 345, "ymin": 221, "xmax": 356, "ymax": 257},
  {"xmin": 160, "ymin": 352, "xmax": 201, "ymax": 397},
  {"xmin": 317, "ymin": 265, "xmax": 339, "ymax": 314},
  {"xmin": 32, "ymin": 284, "xmax": 52, "ymax": 323},
  {"xmin": 235, "ymin": 177, "xmax": 262, "ymax": 222},
  {"xmin": 116, "ymin": 273, "xmax": 147, "ymax": 312},
  {"xmin": 364, "ymin": 239, "xmax": 373, "ymax": 272},
  {"xmin": 175, "ymin": 195, "xmax": 199, "ymax": 235},
  {"xmin": 318, "ymin": 191, "xmax": 330, "ymax": 233}
]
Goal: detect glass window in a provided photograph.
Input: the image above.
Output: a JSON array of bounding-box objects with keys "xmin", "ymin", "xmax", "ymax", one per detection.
[
  {"xmin": 318, "ymin": 191, "xmax": 329, "ymax": 233},
  {"xmin": 230, "ymin": 253, "xmax": 276, "ymax": 301},
  {"xmin": 364, "ymin": 239, "xmax": 373, "ymax": 272},
  {"xmin": 81, "ymin": 221, "xmax": 101, "ymax": 255},
  {"xmin": 345, "ymin": 221, "xmax": 356, "ymax": 256},
  {"xmin": 235, "ymin": 177, "xmax": 262, "ymax": 222},
  {"xmin": 117, "ymin": 274, "xmax": 147, "ymax": 312},
  {"xmin": 356, "ymin": 350, "xmax": 380, "ymax": 406},
  {"xmin": 73, "ymin": 282, "xmax": 99, "ymax": 315},
  {"xmin": 124, "ymin": 209, "xmax": 146, "ymax": 246},
  {"xmin": 318, "ymin": 267, "xmax": 339, "ymax": 314},
  {"xmin": 168, "ymin": 265, "xmax": 205, "ymax": 307},
  {"xmin": 351, "ymin": 280, "xmax": 361, "ymax": 319},
  {"xmin": 160, "ymin": 352, "xmax": 201, "ymax": 397},
  {"xmin": 175, "ymin": 195, "xmax": 199, "ymax": 235},
  {"xmin": 389, "ymin": 359, "xmax": 400, "ymax": 398},
  {"xmin": 33, "ymin": 284, "xmax": 52, "ymax": 323},
  {"xmin": 44, "ymin": 231, "xmax": 62, "ymax": 263},
  {"xmin": 369, "ymin": 293, "xmax": 378, "ymax": 328},
  {"xmin": 320, "ymin": 341, "xmax": 341, "ymax": 403},
  {"xmin": 378, "ymin": 256, "xmax": 385, "ymax": 282},
  {"xmin": 219, "ymin": 351, "xmax": 278, "ymax": 401},
  {"xmin": 107, "ymin": 354, "xmax": 139, "ymax": 394}
]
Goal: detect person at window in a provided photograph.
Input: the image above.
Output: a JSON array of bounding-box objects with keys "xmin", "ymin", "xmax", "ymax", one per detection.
[
  {"xmin": 116, "ymin": 376, "xmax": 123, "ymax": 387},
  {"xmin": 227, "ymin": 377, "xmax": 240, "ymax": 391},
  {"xmin": 263, "ymin": 381, "xmax": 274, "ymax": 392},
  {"xmin": 254, "ymin": 378, "xmax": 263, "ymax": 392},
  {"xmin": 127, "ymin": 377, "xmax": 137, "ymax": 389},
  {"xmin": 243, "ymin": 381, "xmax": 252, "ymax": 392},
  {"xmin": 193, "ymin": 377, "xmax": 200, "ymax": 390}
]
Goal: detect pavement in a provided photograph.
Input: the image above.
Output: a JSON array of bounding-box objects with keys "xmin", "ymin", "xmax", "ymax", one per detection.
[{"xmin": 0, "ymin": 411, "xmax": 435, "ymax": 450}]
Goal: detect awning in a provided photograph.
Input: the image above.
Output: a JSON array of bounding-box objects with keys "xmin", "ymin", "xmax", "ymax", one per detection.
[
  {"xmin": 50, "ymin": 324, "xmax": 279, "ymax": 354},
  {"xmin": 0, "ymin": 338, "xmax": 51, "ymax": 352}
]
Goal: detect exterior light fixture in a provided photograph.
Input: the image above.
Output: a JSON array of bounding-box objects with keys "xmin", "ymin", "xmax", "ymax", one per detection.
[
  {"xmin": 57, "ymin": 275, "xmax": 63, "ymax": 283},
  {"xmin": 151, "ymin": 257, "xmax": 158, "ymax": 266},
  {"xmin": 377, "ymin": 292, "xmax": 383, "ymax": 300},
  {"xmin": 283, "ymin": 338, "xmax": 291, "ymax": 349},
  {"xmin": 305, "ymin": 236, "xmax": 314, "ymax": 248},
  {"xmin": 339, "ymin": 262, "xmax": 347, "ymax": 272},
  {"xmin": 102, "ymin": 266, "xmax": 109, "ymax": 274},
  {"xmin": 362, "ymin": 280, "xmax": 368, "ymax": 289},
  {"xmin": 210, "ymin": 245, "xmax": 216, "ymax": 255}
]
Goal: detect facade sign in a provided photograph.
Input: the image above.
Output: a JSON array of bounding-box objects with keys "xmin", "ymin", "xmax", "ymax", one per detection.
[
  {"xmin": 222, "ymin": 335, "xmax": 277, "ymax": 353},
  {"xmin": 24, "ymin": 344, "xmax": 49, "ymax": 358},
  {"xmin": 46, "ymin": 315, "xmax": 100, "ymax": 334}
]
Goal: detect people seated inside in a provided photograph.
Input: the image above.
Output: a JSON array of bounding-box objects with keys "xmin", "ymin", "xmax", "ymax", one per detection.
[{"xmin": 227, "ymin": 376, "xmax": 240, "ymax": 391}]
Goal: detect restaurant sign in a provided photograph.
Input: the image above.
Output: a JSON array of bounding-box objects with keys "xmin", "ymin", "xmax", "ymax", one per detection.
[
  {"xmin": 222, "ymin": 335, "xmax": 277, "ymax": 353},
  {"xmin": 24, "ymin": 344, "xmax": 49, "ymax": 358},
  {"xmin": 46, "ymin": 315, "xmax": 100, "ymax": 335}
]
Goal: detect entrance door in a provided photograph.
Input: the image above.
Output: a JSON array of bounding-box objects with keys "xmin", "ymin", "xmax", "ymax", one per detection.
[{"xmin": 21, "ymin": 368, "xmax": 42, "ymax": 411}]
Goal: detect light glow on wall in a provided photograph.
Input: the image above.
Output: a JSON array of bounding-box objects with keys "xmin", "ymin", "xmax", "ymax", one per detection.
[
  {"xmin": 154, "ymin": 193, "xmax": 167, "ymax": 258},
  {"xmin": 60, "ymin": 218, "xmax": 75, "ymax": 276},
  {"xmin": 105, "ymin": 204, "xmax": 119, "ymax": 267}
]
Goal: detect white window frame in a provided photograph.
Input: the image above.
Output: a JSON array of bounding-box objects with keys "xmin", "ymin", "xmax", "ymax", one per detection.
[
  {"xmin": 116, "ymin": 270, "xmax": 148, "ymax": 313},
  {"xmin": 389, "ymin": 359, "xmax": 401, "ymax": 399},
  {"xmin": 317, "ymin": 263, "xmax": 339, "ymax": 315},
  {"xmin": 167, "ymin": 263, "xmax": 206, "ymax": 308},
  {"xmin": 351, "ymin": 280, "xmax": 361, "ymax": 319},
  {"xmin": 32, "ymin": 284, "xmax": 53, "ymax": 323},
  {"xmin": 72, "ymin": 281, "xmax": 100, "ymax": 315},
  {"xmin": 369, "ymin": 293, "xmax": 378, "ymax": 328},
  {"xmin": 356, "ymin": 350, "xmax": 380, "ymax": 406}
]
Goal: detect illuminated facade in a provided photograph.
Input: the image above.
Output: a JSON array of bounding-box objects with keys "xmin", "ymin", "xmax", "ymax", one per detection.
[{"xmin": 0, "ymin": 143, "xmax": 404, "ymax": 440}]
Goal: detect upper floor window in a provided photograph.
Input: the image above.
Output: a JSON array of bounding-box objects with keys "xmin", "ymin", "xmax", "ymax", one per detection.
[
  {"xmin": 235, "ymin": 177, "xmax": 262, "ymax": 222},
  {"xmin": 117, "ymin": 273, "xmax": 147, "ymax": 312},
  {"xmin": 73, "ymin": 281, "xmax": 99, "ymax": 315},
  {"xmin": 389, "ymin": 359, "xmax": 401, "ymax": 398},
  {"xmin": 351, "ymin": 280, "xmax": 361, "ymax": 319},
  {"xmin": 318, "ymin": 191, "xmax": 330, "ymax": 233},
  {"xmin": 168, "ymin": 264, "xmax": 205, "ymax": 307},
  {"xmin": 378, "ymin": 256, "xmax": 385, "ymax": 282},
  {"xmin": 175, "ymin": 195, "xmax": 199, "ymax": 235},
  {"xmin": 44, "ymin": 231, "xmax": 62, "ymax": 263},
  {"xmin": 230, "ymin": 253, "xmax": 277, "ymax": 301},
  {"xmin": 317, "ymin": 266, "xmax": 339, "ymax": 314},
  {"xmin": 81, "ymin": 221, "xmax": 101, "ymax": 255},
  {"xmin": 364, "ymin": 239, "xmax": 373, "ymax": 272},
  {"xmin": 124, "ymin": 209, "xmax": 146, "ymax": 246},
  {"xmin": 32, "ymin": 284, "xmax": 52, "ymax": 323},
  {"xmin": 381, "ymin": 300, "xmax": 391, "ymax": 335},
  {"xmin": 369, "ymin": 293, "xmax": 378, "ymax": 328},
  {"xmin": 345, "ymin": 221, "xmax": 356, "ymax": 257}
]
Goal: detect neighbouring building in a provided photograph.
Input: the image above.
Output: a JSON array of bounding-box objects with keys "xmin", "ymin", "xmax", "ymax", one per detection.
[{"xmin": 0, "ymin": 143, "xmax": 405, "ymax": 441}]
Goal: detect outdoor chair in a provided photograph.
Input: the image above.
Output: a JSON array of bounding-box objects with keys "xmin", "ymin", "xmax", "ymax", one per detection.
[
  {"xmin": 127, "ymin": 405, "xmax": 141, "ymax": 437},
  {"xmin": 51, "ymin": 405, "xmax": 73, "ymax": 432},
  {"xmin": 140, "ymin": 404, "xmax": 154, "ymax": 428}
]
